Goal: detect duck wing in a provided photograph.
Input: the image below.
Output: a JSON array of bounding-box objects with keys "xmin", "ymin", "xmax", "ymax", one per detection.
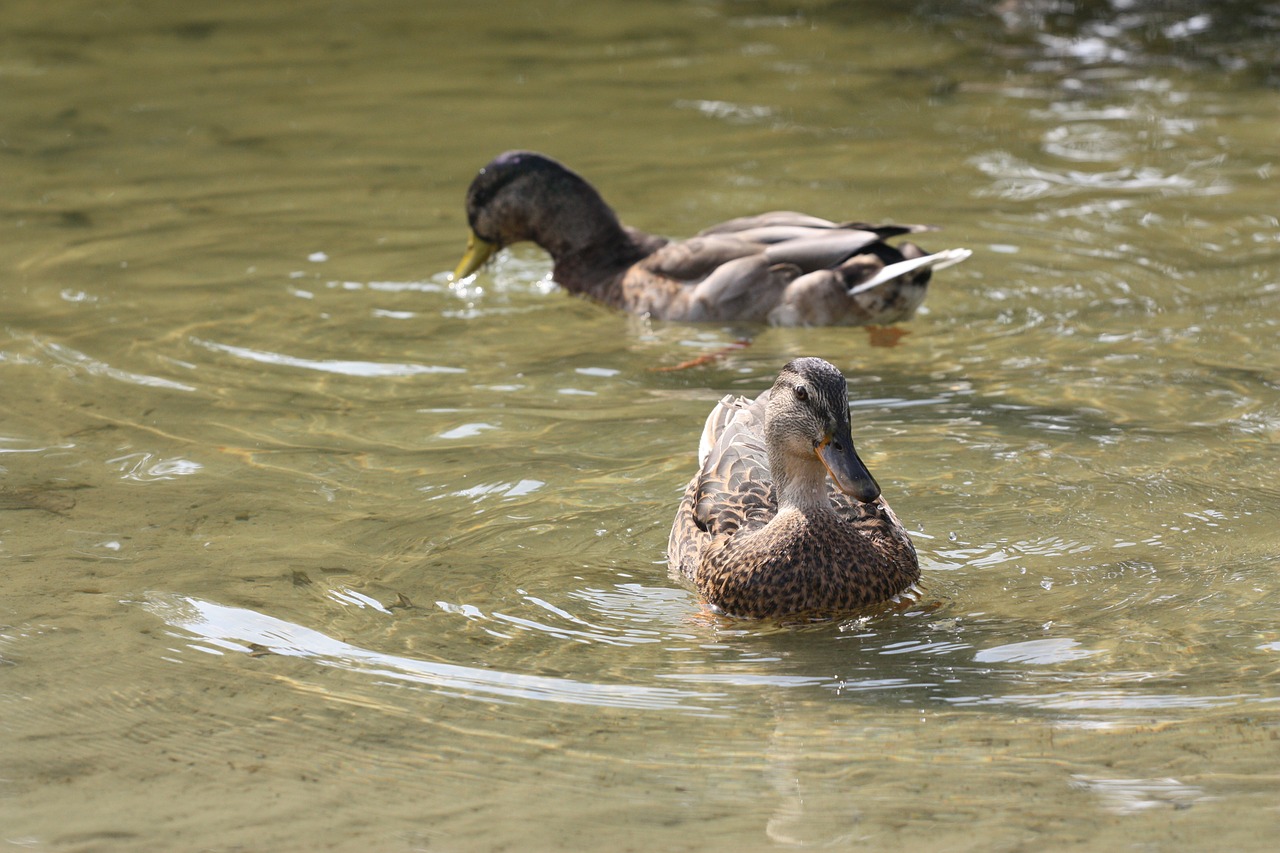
[
  {"xmin": 762, "ymin": 229, "xmax": 899, "ymax": 272},
  {"xmin": 636, "ymin": 239, "xmax": 789, "ymax": 322},
  {"xmin": 692, "ymin": 390, "xmax": 776, "ymax": 538},
  {"xmin": 701, "ymin": 211, "xmax": 933, "ymax": 241},
  {"xmin": 697, "ymin": 211, "xmax": 841, "ymax": 235},
  {"xmin": 641, "ymin": 212, "xmax": 930, "ymax": 282},
  {"xmin": 636, "ymin": 234, "xmax": 761, "ymax": 282},
  {"xmin": 668, "ymin": 390, "xmax": 777, "ymax": 579}
]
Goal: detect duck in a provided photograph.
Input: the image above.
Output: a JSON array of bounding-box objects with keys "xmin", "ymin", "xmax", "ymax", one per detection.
[
  {"xmin": 453, "ymin": 151, "xmax": 970, "ymax": 326},
  {"xmin": 668, "ymin": 357, "xmax": 919, "ymax": 618}
]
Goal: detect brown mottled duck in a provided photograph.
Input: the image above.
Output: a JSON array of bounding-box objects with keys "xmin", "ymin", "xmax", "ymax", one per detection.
[
  {"xmin": 453, "ymin": 151, "xmax": 970, "ymax": 326},
  {"xmin": 668, "ymin": 357, "xmax": 919, "ymax": 618}
]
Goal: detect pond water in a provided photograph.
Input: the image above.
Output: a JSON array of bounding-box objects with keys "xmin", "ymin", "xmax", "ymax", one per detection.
[{"xmin": 2, "ymin": 1, "xmax": 1278, "ymax": 850}]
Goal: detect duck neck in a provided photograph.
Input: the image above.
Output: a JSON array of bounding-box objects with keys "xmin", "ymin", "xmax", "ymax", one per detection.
[
  {"xmin": 518, "ymin": 178, "xmax": 647, "ymax": 299},
  {"xmin": 534, "ymin": 194, "xmax": 628, "ymax": 261},
  {"xmin": 771, "ymin": 456, "xmax": 834, "ymax": 515},
  {"xmin": 551, "ymin": 225, "xmax": 652, "ymax": 302}
]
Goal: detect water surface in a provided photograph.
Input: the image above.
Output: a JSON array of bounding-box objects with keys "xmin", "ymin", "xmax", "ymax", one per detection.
[{"xmin": 2, "ymin": 1, "xmax": 1279, "ymax": 850}]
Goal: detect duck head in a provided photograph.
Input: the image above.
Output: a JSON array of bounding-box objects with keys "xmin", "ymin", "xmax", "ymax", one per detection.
[
  {"xmin": 764, "ymin": 357, "xmax": 881, "ymax": 505},
  {"xmin": 452, "ymin": 151, "xmax": 621, "ymax": 280}
]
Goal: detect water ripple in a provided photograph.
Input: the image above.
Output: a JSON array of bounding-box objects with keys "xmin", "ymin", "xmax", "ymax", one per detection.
[
  {"xmin": 107, "ymin": 452, "xmax": 203, "ymax": 482},
  {"xmin": 971, "ymin": 151, "xmax": 1230, "ymax": 200},
  {"xmin": 1070, "ymin": 775, "xmax": 1214, "ymax": 814},
  {"xmin": 139, "ymin": 593, "xmax": 717, "ymax": 712},
  {"xmin": 674, "ymin": 98, "xmax": 774, "ymax": 124},
  {"xmin": 192, "ymin": 337, "xmax": 465, "ymax": 377},
  {"xmin": 974, "ymin": 638, "xmax": 1100, "ymax": 664},
  {"xmin": 946, "ymin": 689, "xmax": 1256, "ymax": 712},
  {"xmin": 30, "ymin": 336, "xmax": 196, "ymax": 392}
]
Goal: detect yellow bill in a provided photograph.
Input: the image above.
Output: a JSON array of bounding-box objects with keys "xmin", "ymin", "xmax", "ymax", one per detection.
[{"xmin": 452, "ymin": 230, "xmax": 498, "ymax": 280}]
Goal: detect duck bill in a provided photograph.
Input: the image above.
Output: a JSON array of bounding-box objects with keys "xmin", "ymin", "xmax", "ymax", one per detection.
[
  {"xmin": 453, "ymin": 231, "xmax": 497, "ymax": 280},
  {"xmin": 816, "ymin": 433, "xmax": 881, "ymax": 503}
]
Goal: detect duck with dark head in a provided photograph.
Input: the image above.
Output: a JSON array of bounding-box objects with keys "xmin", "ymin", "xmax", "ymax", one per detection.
[{"xmin": 454, "ymin": 151, "xmax": 969, "ymax": 326}]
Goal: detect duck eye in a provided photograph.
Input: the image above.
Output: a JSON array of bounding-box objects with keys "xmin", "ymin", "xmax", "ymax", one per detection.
[{"xmin": 793, "ymin": 384, "xmax": 809, "ymax": 402}]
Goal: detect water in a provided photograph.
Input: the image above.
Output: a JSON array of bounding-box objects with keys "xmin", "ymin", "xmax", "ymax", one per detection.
[{"xmin": 3, "ymin": 1, "xmax": 1279, "ymax": 850}]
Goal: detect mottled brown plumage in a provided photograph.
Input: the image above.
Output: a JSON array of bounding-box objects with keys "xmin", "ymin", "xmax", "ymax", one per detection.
[
  {"xmin": 454, "ymin": 151, "xmax": 970, "ymax": 327},
  {"xmin": 668, "ymin": 358, "xmax": 919, "ymax": 618}
]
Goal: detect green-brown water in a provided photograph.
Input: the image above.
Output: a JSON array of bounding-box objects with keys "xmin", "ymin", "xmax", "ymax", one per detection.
[{"xmin": 3, "ymin": 1, "xmax": 1279, "ymax": 850}]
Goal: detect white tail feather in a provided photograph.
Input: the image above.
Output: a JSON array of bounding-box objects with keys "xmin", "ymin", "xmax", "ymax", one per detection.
[{"xmin": 846, "ymin": 248, "xmax": 972, "ymax": 297}]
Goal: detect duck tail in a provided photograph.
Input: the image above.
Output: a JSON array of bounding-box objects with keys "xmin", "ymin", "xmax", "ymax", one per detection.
[{"xmin": 846, "ymin": 248, "xmax": 972, "ymax": 296}]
